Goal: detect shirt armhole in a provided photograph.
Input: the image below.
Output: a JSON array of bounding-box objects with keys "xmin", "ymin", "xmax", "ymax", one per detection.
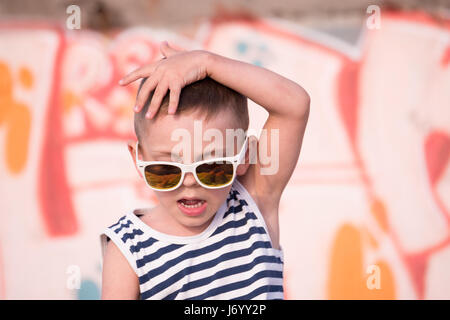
[
  {"xmin": 100, "ymin": 228, "xmax": 140, "ymax": 276},
  {"xmin": 233, "ymin": 179, "xmax": 284, "ymax": 262}
]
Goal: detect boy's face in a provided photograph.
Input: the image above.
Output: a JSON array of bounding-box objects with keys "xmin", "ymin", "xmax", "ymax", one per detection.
[{"xmin": 127, "ymin": 109, "xmax": 250, "ymax": 232}]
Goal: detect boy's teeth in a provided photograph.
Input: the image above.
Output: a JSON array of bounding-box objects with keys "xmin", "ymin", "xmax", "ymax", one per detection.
[{"xmin": 180, "ymin": 200, "xmax": 205, "ymax": 208}]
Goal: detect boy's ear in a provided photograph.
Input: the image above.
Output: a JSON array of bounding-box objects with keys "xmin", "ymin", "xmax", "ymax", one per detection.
[
  {"xmin": 127, "ymin": 139, "xmax": 143, "ymax": 178},
  {"xmin": 236, "ymin": 135, "xmax": 258, "ymax": 176}
]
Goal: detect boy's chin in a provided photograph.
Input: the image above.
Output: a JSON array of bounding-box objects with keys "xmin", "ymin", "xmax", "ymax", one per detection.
[
  {"xmin": 180, "ymin": 218, "xmax": 212, "ymax": 229},
  {"xmin": 177, "ymin": 208, "xmax": 216, "ymax": 225}
]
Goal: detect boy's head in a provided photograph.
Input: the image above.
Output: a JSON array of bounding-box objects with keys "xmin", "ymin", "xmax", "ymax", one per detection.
[{"xmin": 127, "ymin": 76, "xmax": 252, "ymax": 231}]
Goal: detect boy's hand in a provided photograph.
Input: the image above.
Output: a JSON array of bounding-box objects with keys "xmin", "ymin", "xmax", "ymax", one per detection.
[{"xmin": 118, "ymin": 41, "xmax": 209, "ymax": 119}]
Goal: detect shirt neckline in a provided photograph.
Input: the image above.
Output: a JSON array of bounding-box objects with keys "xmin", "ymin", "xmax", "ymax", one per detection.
[{"xmin": 127, "ymin": 190, "xmax": 230, "ymax": 244}]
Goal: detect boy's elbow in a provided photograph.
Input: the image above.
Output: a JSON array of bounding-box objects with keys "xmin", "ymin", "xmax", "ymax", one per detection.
[{"xmin": 294, "ymin": 88, "xmax": 310, "ymax": 120}]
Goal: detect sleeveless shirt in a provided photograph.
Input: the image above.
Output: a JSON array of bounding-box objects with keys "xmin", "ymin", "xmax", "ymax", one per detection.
[{"xmin": 99, "ymin": 179, "xmax": 284, "ymax": 300}]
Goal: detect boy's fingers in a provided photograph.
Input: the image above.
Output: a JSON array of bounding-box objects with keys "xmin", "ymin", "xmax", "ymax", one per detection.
[
  {"xmin": 160, "ymin": 41, "xmax": 180, "ymax": 58},
  {"xmin": 135, "ymin": 76, "xmax": 158, "ymax": 112},
  {"xmin": 146, "ymin": 82, "xmax": 168, "ymax": 119},
  {"xmin": 119, "ymin": 63, "xmax": 159, "ymax": 86},
  {"xmin": 168, "ymin": 84, "xmax": 181, "ymax": 114},
  {"xmin": 119, "ymin": 67, "xmax": 145, "ymax": 85}
]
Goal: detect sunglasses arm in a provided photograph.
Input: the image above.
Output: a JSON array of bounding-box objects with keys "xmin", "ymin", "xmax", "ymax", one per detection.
[
  {"xmin": 135, "ymin": 141, "xmax": 139, "ymax": 161},
  {"xmin": 236, "ymin": 137, "xmax": 248, "ymax": 164}
]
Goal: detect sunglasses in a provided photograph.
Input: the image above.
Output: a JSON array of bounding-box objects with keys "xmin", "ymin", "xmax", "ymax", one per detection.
[{"xmin": 135, "ymin": 136, "xmax": 248, "ymax": 191}]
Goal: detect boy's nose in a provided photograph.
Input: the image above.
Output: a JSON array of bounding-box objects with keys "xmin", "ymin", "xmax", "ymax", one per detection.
[{"xmin": 183, "ymin": 172, "xmax": 199, "ymax": 187}]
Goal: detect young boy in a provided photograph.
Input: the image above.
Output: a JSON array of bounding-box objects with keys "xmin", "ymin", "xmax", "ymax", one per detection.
[{"xmin": 99, "ymin": 41, "xmax": 310, "ymax": 300}]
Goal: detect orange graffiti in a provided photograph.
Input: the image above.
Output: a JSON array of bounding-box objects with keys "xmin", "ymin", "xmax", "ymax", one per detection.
[
  {"xmin": 370, "ymin": 198, "xmax": 390, "ymax": 233},
  {"xmin": 62, "ymin": 90, "xmax": 81, "ymax": 113},
  {"xmin": 327, "ymin": 224, "xmax": 395, "ymax": 299},
  {"xmin": 0, "ymin": 62, "xmax": 32, "ymax": 174},
  {"xmin": 19, "ymin": 67, "xmax": 33, "ymax": 89}
]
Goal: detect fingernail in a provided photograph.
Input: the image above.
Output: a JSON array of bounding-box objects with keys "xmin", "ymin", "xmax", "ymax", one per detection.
[
  {"xmin": 134, "ymin": 105, "xmax": 139, "ymax": 112},
  {"xmin": 146, "ymin": 112, "xmax": 151, "ymax": 119},
  {"xmin": 118, "ymin": 79, "xmax": 124, "ymax": 85}
]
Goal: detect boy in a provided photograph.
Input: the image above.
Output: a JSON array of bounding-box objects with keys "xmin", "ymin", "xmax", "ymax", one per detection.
[{"xmin": 100, "ymin": 41, "xmax": 310, "ymax": 299}]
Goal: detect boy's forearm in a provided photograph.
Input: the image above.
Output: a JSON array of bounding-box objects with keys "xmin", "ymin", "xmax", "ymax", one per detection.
[{"xmin": 204, "ymin": 51, "xmax": 310, "ymax": 119}]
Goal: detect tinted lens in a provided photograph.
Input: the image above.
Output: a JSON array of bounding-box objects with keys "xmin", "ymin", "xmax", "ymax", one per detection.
[
  {"xmin": 144, "ymin": 164, "xmax": 182, "ymax": 190},
  {"xmin": 196, "ymin": 161, "xmax": 234, "ymax": 187}
]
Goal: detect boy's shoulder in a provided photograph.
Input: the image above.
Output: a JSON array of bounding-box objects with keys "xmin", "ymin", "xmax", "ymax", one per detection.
[
  {"xmin": 99, "ymin": 211, "xmax": 142, "ymax": 276},
  {"xmin": 101, "ymin": 210, "xmax": 148, "ymax": 241}
]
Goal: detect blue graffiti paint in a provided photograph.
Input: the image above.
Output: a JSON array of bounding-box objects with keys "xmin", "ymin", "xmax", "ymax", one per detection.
[
  {"xmin": 237, "ymin": 41, "xmax": 248, "ymax": 54},
  {"xmin": 253, "ymin": 60, "xmax": 262, "ymax": 67},
  {"xmin": 77, "ymin": 279, "xmax": 100, "ymax": 300}
]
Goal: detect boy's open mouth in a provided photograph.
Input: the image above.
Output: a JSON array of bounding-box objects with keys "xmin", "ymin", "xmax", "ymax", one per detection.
[{"xmin": 177, "ymin": 197, "xmax": 208, "ymax": 217}]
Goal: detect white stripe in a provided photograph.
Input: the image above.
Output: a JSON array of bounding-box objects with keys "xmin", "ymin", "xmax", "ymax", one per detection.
[
  {"xmin": 251, "ymin": 291, "xmax": 284, "ymax": 300},
  {"xmin": 205, "ymin": 276, "xmax": 284, "ymax": 300}
]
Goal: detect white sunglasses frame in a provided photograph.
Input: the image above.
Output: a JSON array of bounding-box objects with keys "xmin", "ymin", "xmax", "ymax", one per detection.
[{"xmin": 135, "ymin": 136, "xmax": 248, "ymax": 192}]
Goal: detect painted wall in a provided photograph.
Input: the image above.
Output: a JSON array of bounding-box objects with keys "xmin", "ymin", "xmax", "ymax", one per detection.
[{"xmin": 0, "ymin": 11, "xmax": 449, "ymax": 299}]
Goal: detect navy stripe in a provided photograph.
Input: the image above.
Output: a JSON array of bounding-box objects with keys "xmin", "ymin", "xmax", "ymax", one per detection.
[
  {"xmin": 141, "ymin": 240, "xmax": 274, "ymax": 299},
  {"xmin": 223, "ymin": 199, "xmax": 248, "ymax": 219},
  {"xmin": 226, "ymin": 190, "xmax": 239, "ymax": 205},
  {"xmin": 121, "ymin": 228, "xmax": 144, "ymax": 242},
  {"xmin": 185, "ymin": 269, "xmax": 283, "ymax": 300},
  {"xmin": 130, "ymin": 237, "xmax": 159, "ymax": 253},
  {"xmin": 231, "ymin": 284, "xmax": 284, "ymax": 300},
  {"xmin": 210, "ymin": 211, "xmax": 257, "ymax": 237},
  {"xmin": 109, "ymin": 215, "xmax": 127, "ymax": 229},
  {"xmin": 137, "ymin": 226, "xmax": 268, "ymax": 279},
  {"xmin": 162, "ymin": 254, "xmax": 283, "ymax": 300},
  {"xmin": 114, "ymin": 220, "xmax": 132, "ymax": 233}
]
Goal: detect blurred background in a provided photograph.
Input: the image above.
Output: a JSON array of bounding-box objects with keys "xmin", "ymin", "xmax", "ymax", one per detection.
[{"xmin": 0, "ymin": 0, "xmax": 449, "ymax": 299}]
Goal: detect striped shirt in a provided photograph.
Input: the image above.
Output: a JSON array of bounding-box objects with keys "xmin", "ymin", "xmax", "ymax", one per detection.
[{"xmin": 99, "ymin": 179, "xmax": 284, "ymax": 300}]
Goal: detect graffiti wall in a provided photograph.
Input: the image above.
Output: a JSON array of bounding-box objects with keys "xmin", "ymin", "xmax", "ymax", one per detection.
[{"xmin": 0, "ymin": 11, "xmax": 449, "ymax": 299}]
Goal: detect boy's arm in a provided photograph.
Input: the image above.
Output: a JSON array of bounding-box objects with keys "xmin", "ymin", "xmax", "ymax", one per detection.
[
  {"xmin": 101, "ymin": 240, "xmax": 140, "ymax": 299},
  {"xmin": 205, "ymin": 52, "xmax": 310, "ymax": 213}
]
